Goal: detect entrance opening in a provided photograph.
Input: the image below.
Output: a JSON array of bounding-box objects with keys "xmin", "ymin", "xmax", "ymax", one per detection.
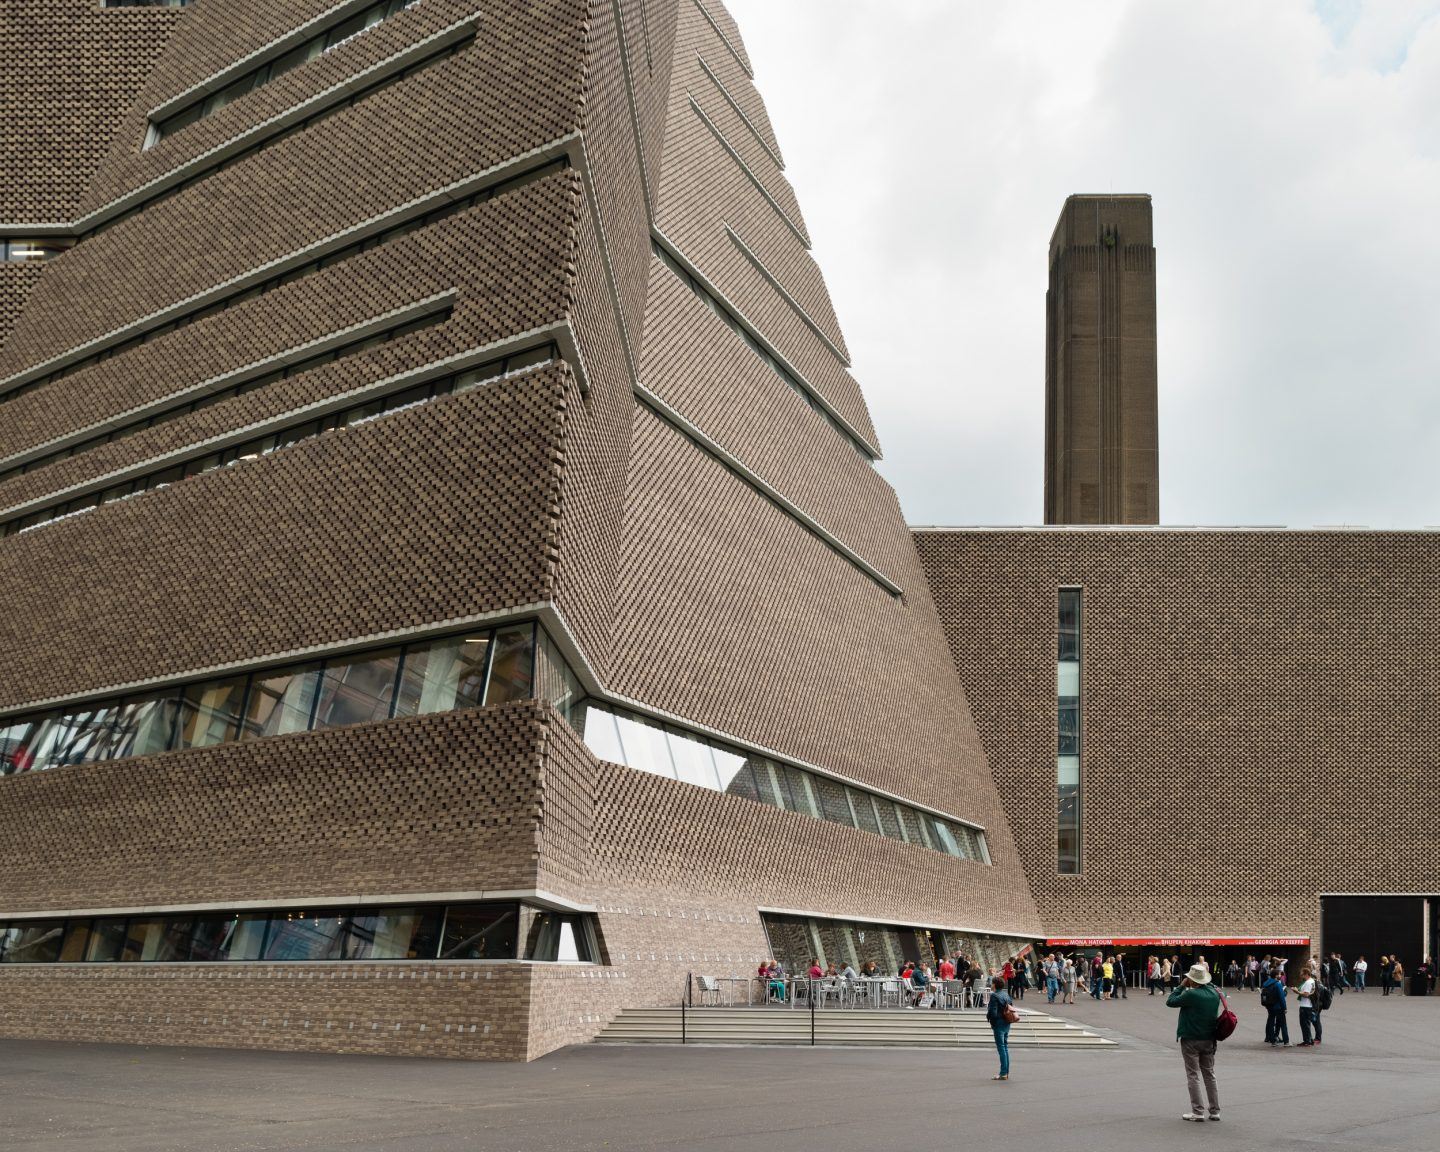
[{"xmin": 1322, "ymin": 896, "xmax": 1438, "ymax": 978}]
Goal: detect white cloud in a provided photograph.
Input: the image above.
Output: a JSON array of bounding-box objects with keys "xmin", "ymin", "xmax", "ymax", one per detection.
[{"xmin": 723, "ymin": 0, "xmax": 1440, "ymax": 527}]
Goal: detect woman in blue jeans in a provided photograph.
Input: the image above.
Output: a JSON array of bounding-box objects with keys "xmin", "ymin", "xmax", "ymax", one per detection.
[{"xmin": 986, "ymin": 975, "xmax": 1014, "ymax": 1080}]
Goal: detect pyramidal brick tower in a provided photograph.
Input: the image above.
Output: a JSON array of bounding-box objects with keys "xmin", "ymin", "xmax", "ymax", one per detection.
[{"xmin": 0, "ymin": 0, "xmax": 1038, "ymax": 1060}]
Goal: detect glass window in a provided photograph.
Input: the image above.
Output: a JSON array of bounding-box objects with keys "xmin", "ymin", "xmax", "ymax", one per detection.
[
  {"xmin": 262, "ymin": 913, "xmax": 347, "ymax": 961},
  {"xmin": 81, "ymin": 919, "xmax": 128, "ymax": 962},
  {"xmin": 440, "ymin": 904, "xmax": 518, "ymax": 960},
  {"xmin": 396, "ymin": 635, "xmax": 489, "ymax": 716},
  {"xmin": 666, "ymin": 727, "xmax": 720, "ymax": 789},
  {"xmin": 930, "ymin": 818, "xmax": 961, "ymax": 857},
  {"xmin": 812, "ymin": 775, "xmax": 854, "ymax": 826},
  {"xmin": 872, "ymin": 795, "xmax": 903, "ymax": 841},
  {"xmin": 535, "ymin": 630, "xmax": 582, "ymax": 724},
  {"xmin": 111, "ymin": 692, "xmax": 182, "ymax": 758},
  {"xmin": 483, "ymin": 623, "xmax": 534, "ymax": 705},
  {"xmin": 0, "ymin": 921, "xmax": 65, "ymax": 964},
  {"xmin": 778, "ymin": 764, "xmax": 818, "ymax": 817},
  {"xmin": 240, "ymin": 663, "xmax": 320, "ymax": 739},
  {"xmin": 613, "ymin": 712, "xmax": 674, "ymax": 779},
  {"xmin": 524, "ymin": 912, "xmax": 596, "ymax": 963},
  {"xmin": 121, "ymin": 917, "xmax": 190, "ymax": 962},
  {"xmin": 1059, "ymin": 588, "xmax": 1081, "ymax": 661},
  {"xmin": 345, "ymin": 907, "xmax": 442, "ymax": 960},
  {"xmin": 898, "ymin": 805, "xmax": 930, "ymax": 846},
  {"xmin": 748, "ymin": 758, "xmax": 784, "ymax": 808},
  {"xmin": 717, "ymin": 750, "xmax": 758, "ymax": 800},
  {"xmin": 59, "ymin": 921, "xmax": 94, "ymax": 962},
  {"xmin": 313, "ymin": 648, "xmax": 401, "ymax": 730},
  {"xmin": 0, "ymin": 718, "xmax": 43, "ymax": 775},
  {"xmin": 848, "ymin": 788, "xmax": 881, "ymax": 835},
  {"xmin": 1058, "ymin": 699, "xmax": 1080, "ymax": 755},
  {"xmin": 1057, "ymin": 661, "xmax": 1079, "ymax": 697},
  {"xmin": 175, "ymin": 676, "xmax": 247, "ymax": 749},
  {"xmin": 579, "ymin": 703, "xmax": 625, "ymax": 764}
]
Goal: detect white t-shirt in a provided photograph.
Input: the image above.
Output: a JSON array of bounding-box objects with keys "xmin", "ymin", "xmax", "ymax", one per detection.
[
  {"xmin": 1355, "ymin": 960, "xmax": 1368, "ymax": 973},
  {"xmin": 1298, "ymin": 977, "xmax": 1315, "ymax": 1008}
]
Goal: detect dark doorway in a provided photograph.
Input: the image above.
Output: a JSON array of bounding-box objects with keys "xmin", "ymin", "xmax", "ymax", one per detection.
[{"xmin": 1322, "ymin": 896, "xmax": 1436, "ymax": 972}]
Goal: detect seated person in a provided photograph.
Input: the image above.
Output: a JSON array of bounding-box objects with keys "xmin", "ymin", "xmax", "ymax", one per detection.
[
  {"xmin": 839, "ymin": 961, "xmax": 859, "ymax": 983},
  {"xmin": 807, "ymin": 958, "xmax": 824, "ymax": 980},
  {"xmin": 910, "ymin": 964, "xmax": 932, "ymax": 1006}
]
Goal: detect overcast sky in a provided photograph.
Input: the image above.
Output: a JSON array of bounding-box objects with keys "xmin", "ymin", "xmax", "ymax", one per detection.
[{"xmin": 724, "ymin": 0, "xmax": 1440, "ymax": 528}]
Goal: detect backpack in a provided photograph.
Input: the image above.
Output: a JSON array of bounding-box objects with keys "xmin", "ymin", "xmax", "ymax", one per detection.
[
  {"xmin": 1214, "ymin": 992, "xmax": 1238, "ymax": 1041},
  {"xmin": 1314, "ymin": 983, "xmax": 1333, "ymax": 1011},
  {"xmin": 1260, "ymin": 982, "xmax": 1278, "ymax": 1008}
]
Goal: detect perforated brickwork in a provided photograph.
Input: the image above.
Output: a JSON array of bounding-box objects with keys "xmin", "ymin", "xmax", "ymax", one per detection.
[
  {"xmin": 0, "ymin": 1, "xmax": 182, "ymax": 224},
  {"xmin": 915, "ymin": 527, "xmax": 1440, "ymax": 943},
  {"xmin": 0, "ymin": 366, "xmax": 569, "ymax": 711},
  {"xmin": 0, "ymin": 702, "xmax": 550, "ymax": 912}
]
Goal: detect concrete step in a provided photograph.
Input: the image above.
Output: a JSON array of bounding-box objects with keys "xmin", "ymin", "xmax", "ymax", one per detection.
[{"xmin": 592, "ymin": 1007, "xmax": 1115, "ymax": 1050}]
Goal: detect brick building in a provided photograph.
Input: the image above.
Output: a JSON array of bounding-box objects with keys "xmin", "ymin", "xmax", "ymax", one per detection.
[
  {"xmin": 915, "ymin": 526, "xmax": 1440, "ymax": 973},
  {"xmin": 1045, "ymin": 195, "xmax": 1159, "ymax": 526},
  {"xmin": 0, "ymin": 0, "xmax": 1038, "ymax": 1059}
]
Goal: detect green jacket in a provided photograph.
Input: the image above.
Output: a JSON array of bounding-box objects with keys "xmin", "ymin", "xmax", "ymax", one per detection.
[{"xmin": 1166, "ymin": 984, "xmax": 1220, "ymax": 1041}]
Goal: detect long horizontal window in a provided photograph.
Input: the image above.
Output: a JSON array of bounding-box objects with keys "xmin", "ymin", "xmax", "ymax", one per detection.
[
  {"xmin": 1, "ymin": 238, "xmax": 74, "ymax": 263},
  {"xmin": 0, "ymin": 158, "xmax": 564, "ymax": 408},
  {"xmin": 1, "ymin": 341, "xmax": 556, "ymax": 538},
  {"xmin": 0, "ymin": 622, "xmax": 539, "ymax": 776},
  {"xmin": 0, "ymin": 900, "xmax": 600, "ymax": 965},
  {"xmin": 147, "ymin": 0, "xmax": 420, "ymax": 148},
  {"xmin": 102, "ymin": 1, "xmax": 191, "ymax": 8},
  {"xmin": 576, "ymin": 700, "xmax": 989, "ymax": 864},
  {"xmin": 762, "ymin": 912, "xmax": 1031, "ymax": 979},
  {"xmin": 653, "ymin": 239, "xmax": 873, "ymax": 463},
  {"xmin": 96, "ymin": 34, "xmax": 472, "ymax": 240},
  {"xmin": 0, "ymin": 305, "xmax": 452, "ymax": 485}
]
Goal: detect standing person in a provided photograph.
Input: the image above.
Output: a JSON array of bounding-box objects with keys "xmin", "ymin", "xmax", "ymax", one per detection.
[
  {"xmin": 986, "ymin": 975, "xmax": 1015, "ymax": 1081},
  {"xmin": 1392, "ymin": 957, "xmax": 1406, "ymax": 996},
  {"xmin": 1246, "ymin": 954, "xmax": 1259, "ymax": 991},
  {"xmin": 1295, "ymin": 965, "xmax": 1319, "ymax": 1047},
  {"xmin": 1166, "ymin": 963, "xmax": 1221, "ymax": 1122},
  {"xmin": 1044, "ymin": 954, "xmax": 1060, "ymax": 1004},
  {"xmin": 1413, "ymin": 957, "xmax": 1432, "ymax": 997},
  {"xmin": 1091, "ymin": 952, "xmax": 1105, "ymax": 1000},
  {"xmin": 1062, "ymin": 956, "xmax": 1077, "ymax": 1004},
  {"xmin": 1354, "ymin": 955, "xmax": 1368, "ymax": 991},
  {"xmin": 1101, "ymin": 955, "xmax": 1115, "ymax": 1000},
  {"xmin": 1115, "ymin": 952, "xmax": 1129, "ymax": 999},
  {"xmin": 1225, "ymin": 958, "xmax": 1241, "ymax": 989},
  {"xmin": 1171, "ymin": 954, "xmax": 1183, "ymax": 990},
  {"xmin": 1160, "ymin": 955, "xmax": 1173, "ymax": 992},
  {"xmin": 1380, "ymin": 955, "xmax": 1393, "ymax": 995},
  {"xmin": 1001, "ymin": 957, "xmax": 1016, "ymax": 998},
  {"xmin": 1261, "ymin": 966, "xmax": 1289, "ymax": 1046},
  {"xmin": 1147, "ymin": 955, "xmax": 1161, "ymax": 995}
]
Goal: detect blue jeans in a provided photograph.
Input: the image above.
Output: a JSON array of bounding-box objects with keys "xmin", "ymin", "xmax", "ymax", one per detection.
[
  {"xmin": 1266, "ymin": 1005, "xmax": 1289, "ymax": 1044},
  {"xmin": 1046, "ymin": 976, "xmax": 1058, "ymax": 1002},
  {"xmin": 992, "ymin": 1023, "xmax": 1011, "ymax": 1076},
  {"xmin": 1356, "ymin": 972, "xmax": 1366, "ymax": 990}
]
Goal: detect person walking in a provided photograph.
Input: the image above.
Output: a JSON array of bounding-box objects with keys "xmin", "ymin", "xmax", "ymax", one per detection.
[
  {"xmin": 1166, "ymin": 963, "xmax": 1221, "ymax": 1122},
  {"xmin": 1261, "ymin": 966, "xmax": 1289, "ymax": 1046},
  {"xmin": 1091, "ymin": 952, "xmax": 1105, "ymax": 1000},
  {"xmin": 1062, "ymin": 956, "xmax": 1077, "ymax": 1004},
  {"xmin": 1115, "ymin": 953, "xmax": 1129, "ymax": 999},
  {"xmin": 986, "ymin": 975, "xmax": 1015, "ymax": 1081},
  {"xmin": 1044, "ymin": 953, "xmax": 1060, "ymax": 1004},
  {"xmin": 1147, "ymin": 955, "xmax": 1161, "ymax": 995}
]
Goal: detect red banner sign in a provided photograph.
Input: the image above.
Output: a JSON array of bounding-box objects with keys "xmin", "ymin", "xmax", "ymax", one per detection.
[{"xmin": 1045, "ymin": 937, "xmax": 1310, "ymax": 948}]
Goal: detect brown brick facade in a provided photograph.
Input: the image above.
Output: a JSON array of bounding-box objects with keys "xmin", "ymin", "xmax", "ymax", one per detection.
[
  {"xmin": 916, "ymin": 527, "xmax": 1440, "ymax": 946},
  {"xmin": 1, "ymin": 0, "xmax": 1040, "ymax": 1060}
]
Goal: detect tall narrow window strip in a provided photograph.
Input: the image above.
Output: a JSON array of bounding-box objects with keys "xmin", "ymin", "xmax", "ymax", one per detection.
[{"xmin": 1057, "ymin": 587, "xmax": 1082, "ymax": 873}]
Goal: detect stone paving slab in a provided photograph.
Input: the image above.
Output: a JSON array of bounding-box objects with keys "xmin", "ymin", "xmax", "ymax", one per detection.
[{"xmin": 2, "ymin": 991, "xmax": 1436, "ymax": 1150}]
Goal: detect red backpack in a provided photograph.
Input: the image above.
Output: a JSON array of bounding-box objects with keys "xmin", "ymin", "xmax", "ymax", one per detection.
[{"xmin": 1214, "ymin": 992, "xmax": 1238, "ymax": 1041}]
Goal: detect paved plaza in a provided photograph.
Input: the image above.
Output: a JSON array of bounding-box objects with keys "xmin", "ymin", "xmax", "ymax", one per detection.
[{"xmin": 3, "ymin": 989, "xmax": 1436, "ymax": 1150}]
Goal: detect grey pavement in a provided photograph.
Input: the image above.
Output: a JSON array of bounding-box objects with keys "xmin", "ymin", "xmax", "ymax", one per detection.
[{"xmin": 3, "ymin": 989, "xmax": 1436, "ymax": 1151}]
